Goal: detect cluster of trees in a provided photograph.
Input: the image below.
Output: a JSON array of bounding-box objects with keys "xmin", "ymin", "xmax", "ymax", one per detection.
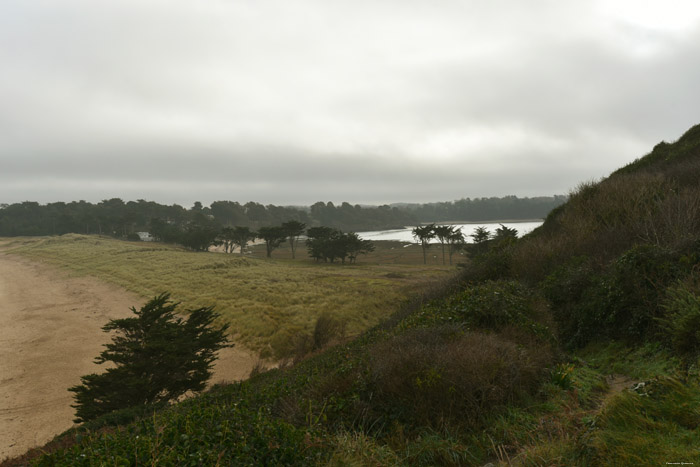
[
  {"xmin": 411, "ymin": 224, "xmax": 466, "ymax": 265},
  {"xmin": 397, "ymin": 195, "xmax": 567, "ymax": 222},
  {"xmin": 309, "ymin": 201, "xmax": 416, "ymax": 231},
  {"xmin": 0, "ymin": 199, "xmax": 416, "ymax": 237},
  {"xmin": 411, "ymin": 223, "xmax": 520, "ymax": 265},
  {"xmin": 151, "ymin": 217, "xmax": 376, "ymax": 264},
  {"xmin": 306, "ymin": 227, "xmax": 375, "ymax": 263}
]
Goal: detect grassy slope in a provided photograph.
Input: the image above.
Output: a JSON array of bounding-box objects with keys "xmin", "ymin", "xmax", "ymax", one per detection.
[
  {"xmin": 16, "ymin": 123, "xmax": 700, "ymax": 465},
  {"xmin": 5, "ymin": 236, "xmax": 451, "ymax": 357}
]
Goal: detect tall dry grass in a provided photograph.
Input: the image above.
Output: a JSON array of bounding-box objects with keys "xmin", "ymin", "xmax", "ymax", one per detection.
[{"xmin": 8, "ymin": 235, "xmax": 453, "ymax": 357}]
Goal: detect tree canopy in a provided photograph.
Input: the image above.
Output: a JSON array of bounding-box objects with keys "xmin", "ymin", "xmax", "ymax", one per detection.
[
  {"xmin": 306, "ymin": 227, "xmax": 374, "ymax": 263},
  {"xmin": 256, "ymin": 226, "xmax": 288, "ymax": 258},
  {"xmin": 282, "ymin": 220, "xmax": 306, "ymax": 259},
  {"xmin": 69, "ymin": 293, "xmax": 230, "ymax": 423},
  {"xmin": 412, "ymin": 224, "xmax": 436, "ymax": 264}
]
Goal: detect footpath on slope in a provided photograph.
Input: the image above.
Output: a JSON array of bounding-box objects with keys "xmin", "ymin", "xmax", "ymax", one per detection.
[{"xmin": 0, "ymin": 244, "xmax": 260, "ymax": 460}]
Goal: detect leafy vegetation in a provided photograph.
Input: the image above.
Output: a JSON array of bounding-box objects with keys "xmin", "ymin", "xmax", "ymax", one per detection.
[
  {"xmin": 397, "ymin": 195, "xmax": 567, "ymax": 222},
  {"xmin": 69, "ymin": 293, "xmax": 230, "ymax": 423}
]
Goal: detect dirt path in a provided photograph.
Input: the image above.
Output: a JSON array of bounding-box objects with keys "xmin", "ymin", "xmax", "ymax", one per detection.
[
  {"xmin": 0, "ymin": 250, "xmax": 260, "ymax": 460},
  {"xmin": 600, "ymin": 374, "xmax": 635, "ymax": 410}
]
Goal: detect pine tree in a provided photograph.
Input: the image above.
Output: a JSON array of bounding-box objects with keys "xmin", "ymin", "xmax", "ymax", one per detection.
[{"xmin": 69, "ymin": 293, "xmax": 230, "ymax": 423}]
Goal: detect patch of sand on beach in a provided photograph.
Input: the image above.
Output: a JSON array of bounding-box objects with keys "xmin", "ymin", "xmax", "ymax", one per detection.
[{"xmin": 0, "ymin": 249, "xmax": 260, "ymax": 460}]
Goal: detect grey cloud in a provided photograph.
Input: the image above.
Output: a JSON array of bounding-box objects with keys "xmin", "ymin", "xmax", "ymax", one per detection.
[{"xmin": 2, "ymin": 1, "xmax": 700, "ymax": 206}]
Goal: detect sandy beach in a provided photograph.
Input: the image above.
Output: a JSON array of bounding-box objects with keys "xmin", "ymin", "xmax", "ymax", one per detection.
[{"xmin": 0, "ymin": 249, "xmax": 260, "ymax": 460}]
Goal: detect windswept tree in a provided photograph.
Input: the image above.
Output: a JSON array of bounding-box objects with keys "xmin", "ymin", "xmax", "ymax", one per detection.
[
  {"xmin": 282, "ymin": 220, "xmax": 306, "ymax": 259},
  {"xmin": 230, "ymin": 226, "xmax": 256, "ymax": 255},
  {"xmin": 69, "ymin": 293, "xmax": 230, "ymax": 423},
  {"xmin": 470, "ymin": 226, "xmax": 491, "ymax": 255},
  {"xmin": 181, "ymin": 225, "xmax": 220, "ymax": 252},
  {"xmin": 433, "ymin": 224, "xmax": 455, "ymax": 265},
  {"xmin": 345, "ymin": 232, "xmax": 375, "ymax": 263},
  {"xmin": 412, "ymin": 224, "xmax": 436, "ymax": 264},
  {"xmin": 305, "ymin": 227, "xmax": 373, "ymax": 263},
  {"xmin": 494, "ymin": 224, "xmax": 518, "ymax": 246},
  {"xmin": 218, "ymin": 227, "xmax": 236, "ymax": 253},
  {"xmin": 470, "ymin": 226, "xmax": 491, "ymax": 244},
  {"xmin": 256, "ymin": 226, "xmax": 288, "ymax": 258},
  {"xmin": 306, "ymin": 226, "xmax": 339, "ymax": 262},
  {"xmin": 446, "ymin": 227, "xmax": 466, "ymax": 265}
]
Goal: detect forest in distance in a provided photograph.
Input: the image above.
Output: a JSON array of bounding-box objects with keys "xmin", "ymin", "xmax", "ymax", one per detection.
[{"xmin": 0, "ymin": 195, "xmax": 565, "ymax": 238}]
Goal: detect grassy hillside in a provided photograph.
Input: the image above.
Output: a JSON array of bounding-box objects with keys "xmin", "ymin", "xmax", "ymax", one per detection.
[
  {"xmin": 6, "ymin": 236, "xmax": 452, "ymax": 358},
  {"xmin": 10, "ymin": 124, "xmax": 700, "ymax": 465}
]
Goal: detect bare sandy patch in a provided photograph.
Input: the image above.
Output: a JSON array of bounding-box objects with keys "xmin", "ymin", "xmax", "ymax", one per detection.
[{"xmin": 0, "ymin": 250, "xmax": 260, "ymax": 460}]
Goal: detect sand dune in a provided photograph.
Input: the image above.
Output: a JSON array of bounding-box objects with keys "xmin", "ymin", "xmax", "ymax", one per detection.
[{"xmin": 0, "ymin": 248, "xmax": 259, "ymax": 460}]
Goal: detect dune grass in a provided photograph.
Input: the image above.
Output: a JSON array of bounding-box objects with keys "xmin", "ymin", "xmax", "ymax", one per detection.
[{"xmin": 6, "ymin": 235, "xmax": 453, "ymax": 357}]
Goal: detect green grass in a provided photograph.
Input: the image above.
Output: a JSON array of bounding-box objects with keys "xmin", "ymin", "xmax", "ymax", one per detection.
[{"xmin": 5, "ymin": 235, "xmax": 453, "ymax": 357}]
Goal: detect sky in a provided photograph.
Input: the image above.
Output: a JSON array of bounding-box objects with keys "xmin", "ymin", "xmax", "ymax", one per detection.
[{"xmin": 2, "ymin": 0, "xmax": 700, "ymax": 207}]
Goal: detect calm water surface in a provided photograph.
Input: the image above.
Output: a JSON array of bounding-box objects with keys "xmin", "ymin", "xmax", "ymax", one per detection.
[{"xmin": 358, "ymin": 220, "xmax": 543, "ymax": 243}]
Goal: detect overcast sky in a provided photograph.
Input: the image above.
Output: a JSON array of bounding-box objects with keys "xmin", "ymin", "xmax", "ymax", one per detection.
[{"xmin": 2, "ymin": 0, "xmax": 700, "ymax": 207}]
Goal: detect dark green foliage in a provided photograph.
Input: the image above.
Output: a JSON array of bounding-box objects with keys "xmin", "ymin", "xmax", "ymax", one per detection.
[
  {"xmin": 305, "ymin": 227, "xmax": 374, "ymax": 263},
  {"xmin": 469, "ymin": 226, "xmax": 491, "ymax": 256},
  {"xmin": 150, "ymin": 217, "xmax": 184, "ymax": 243},
  {"xmin": 543, "ymin": 244, "xmax": 695, "ymax": 348},
  {"xmin": 227, "ymin": 226, "xmax": 256, "ymax": 255},
  {"xmin": 43, "ymin": 384, "xmax": 324, "ymax": 466},
  {"xmin": 256, "ymin": 225, "xmax": 288, "ymax": 258},
  {"xmin": 613, "ymin": 123, "xmax": 700, "ymax": 176},
  {"xmin": 151, "ymin": 214, "xmax": 221, "ymax": 251},
  {"xmin": 406, "ymin": 280, "xmax": 554, "ymax": 343},
  {"xmin": 0, "ymin": 198, "xmax": 414, "ymax": 238},
  {"xmin": 69, "ymin": 293, "xmax": 230, "ymax": 423},
  {"xmin": 660, "ymin": 279, "xmax": 700, "ymax": 366},
  {"xmin": 400, "ymin": 194, "xmax": 567, "ymax": 222},
  {"xmin": 369, "ymin": 326, "xmax": 551, "ymax": 428},
  {"xmin": 412, "ymin": 223, "xmax": 436, "ymax": 264},
  {"xmin": 493, "ymin": 223, "xmax": 518, "ymax": 244},
  {"xmin": 181, "ymin": 216, "xmax": 221, "ymax": 251},
  {"xmin": 282, "ymin": 220, "xmax": 307, "ymax": 259},
  {"xmin": 309, "ymin": 200, "xmax": 417, "ymax": 231},
  {"xmin": 465, "ymin": 243, "xmax": 514, "ymax": 281},
  {"xmin": 432, "ymin": 224, "xmax": 454, "ymax": 265}
]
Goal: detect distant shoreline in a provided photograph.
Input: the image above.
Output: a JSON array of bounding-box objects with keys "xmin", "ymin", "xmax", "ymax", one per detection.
[{"xmin": 419, "ymin": 219, "xmax": 544, "ymax": 225}]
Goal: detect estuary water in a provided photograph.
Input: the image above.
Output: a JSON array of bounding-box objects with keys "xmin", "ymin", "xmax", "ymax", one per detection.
[{"xmin": 358, "ymin": 220, "xmax": 543, "ymax": 243}]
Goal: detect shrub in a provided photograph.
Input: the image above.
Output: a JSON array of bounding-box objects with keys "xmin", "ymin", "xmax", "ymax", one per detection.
[
  {"xmin": 369, "ymin": 326, "xmax": 551, "ymax": 428},
  {"xmin": 428, "ymin": 280, "xmax": 555, "ymax": 342},
  {"xmin": 660, "ymin": 279, "xmax": 700, "ymax": 367},
  {"xmin": 313, "ymin": 312, "xmax": 347, "ymax": 350},
  {"xmin": 544, "ymin": 244, "xmax": 693, "ymax": 348}
]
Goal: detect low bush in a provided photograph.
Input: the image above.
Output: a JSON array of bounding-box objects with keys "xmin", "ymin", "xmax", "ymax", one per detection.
[
  {"xmin": 544, "ymin": 244, "xmax": 695, "ymax": 348},
  {"xmin": 369, "ymin": 326, "xmax": 552, "ymax": 428},
  {"xmin": 406, "ymin": 280, "xmax": 555, "ymax": 344},
  {"xmin": 660, "ymin": 278, "xmax": 700, "ymax": 368},
  {"xmin": 313, "ymin": 312, "xmax": 347, "ymax": 350}
]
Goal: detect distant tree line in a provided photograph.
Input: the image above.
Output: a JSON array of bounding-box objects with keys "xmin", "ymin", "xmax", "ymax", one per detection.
[
  {"xmin": 0, "ymin": 199, "xmax": 414, "ymax": 237},
  {"xmin": 395, "ymin": 195, "xmax": 567, "ymax": 222},
  {"xmin": 0, "ymin": 195, "xmax": 564, "ymax": 238}
]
